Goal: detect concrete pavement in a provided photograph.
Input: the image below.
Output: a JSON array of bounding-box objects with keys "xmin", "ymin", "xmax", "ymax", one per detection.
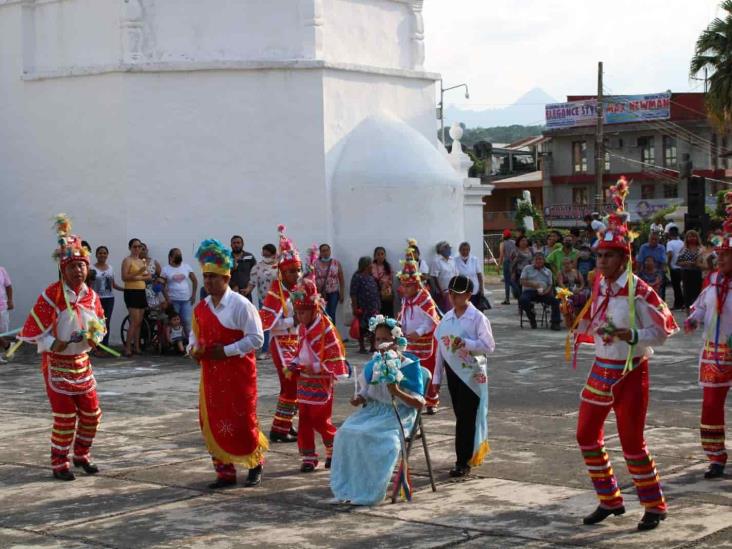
[{"xmin": 0, "ymin": 284, "xmax": 730, "ymax": 548}]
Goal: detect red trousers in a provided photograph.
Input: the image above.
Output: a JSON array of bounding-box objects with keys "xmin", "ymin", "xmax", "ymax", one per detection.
[
  {"xmin": 420, "ymin": 352, "xmax": 441, "ymax": 408},
  {"xmin": 701, "ymin": 386, "xmax": 729, "ymax": 466},
  {"xmin": 44, "ymin": 371, "xmax": 101, "ymax": 472},
  {"xmin": 576, "ymin": 362, "xmax": 666, "ymax": 512},
  {"xmin": 298, "ymin": 398, "xmax": 336, "ymax": 466},
  {"xmin": 270, "ymin": 336, "xmax": 299, "ymax": 435}
]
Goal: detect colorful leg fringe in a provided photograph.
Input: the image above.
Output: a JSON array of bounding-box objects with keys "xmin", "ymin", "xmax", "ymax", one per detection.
[
  {"xmin": 581, "ymin": 443, "xmax": 623, "ymax": 509},
  {"xmin": 272, "ymin": 397, "xmax": 297, "ymax": 435},
  {"xmin": 625, "ymin": 449, "xmax": 666, "ymax": 512},
  {"xmin": 73, "ymin": 407, "xmax": 101, "ymax": 462},
  {"xmin": 212, "ymin": 458, "xmax": 236, "ymax": 481},
  {"xmin": 51, "ymin": 412, "xmax": 76, "ymax": 472},
  {"xmin": 701, "ymin": 423, "xmax": 727, "ymax": 465}
]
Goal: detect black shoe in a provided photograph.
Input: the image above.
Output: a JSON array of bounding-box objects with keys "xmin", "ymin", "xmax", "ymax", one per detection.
[
  {"xmin": 53, "ymin": 469, "xmax": 76, "ymax": 481},
  {"xmin": 425, "ymin": 406, "xmax": 436, "ymax": 416},
  {"xmin": 208, "ymin": 477, "xmax": 237, "ymax": 490},
  {"xmin": 550, "ymin": 322, "xmax": 561, "ymax": 331},
  {"xmin": 288, "ymin": 426, "xmax": 298, "ymax": 438},
  {"xmin": 527, "ymin": 313, "xmax": 537, "ymax": 329},
  {"xmin": 704, "ymin": 463, "xmax": 725, "ymax": 479},
  {"xmin": 582, "ymin": 505, "xmax": 625, "ymax": 525},
  {"xmin": 637, "ymin": 511, "xmax": 666, "ymax": 531},
  {"xmin": 244, "ymin": 465, "xmax": 262, "ymax": 487},
  {"xmin": 300, "ymin": 462, "xmax": 316, "ymax": 473},
  {"xmin": 448, "ymin": 464, "xmax": 471, "ymax": 477},
  {"xmin": 270, "ymin": 431, "xmax": 298, "ymax": 443},
  {"xmin": 325, "ymin": 458, "xmax": 332, "ymax": 470},
  {"xmin": 73, "ymin": 459, "xmax": 99, "ymax": 475},
  {"xmin": 501, "ymin": 300, "xmax": 510, "ymax": 305}
]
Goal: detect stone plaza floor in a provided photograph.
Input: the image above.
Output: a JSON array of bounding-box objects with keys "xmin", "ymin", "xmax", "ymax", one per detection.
[{"xmin": 0, "ymin": 284, "xmax": 731, "ymax": 548}]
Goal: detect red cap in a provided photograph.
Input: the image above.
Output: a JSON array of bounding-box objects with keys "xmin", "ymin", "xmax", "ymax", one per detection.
[{"xmin": 502, "ymin": 229, "xmax": 512, "ymax": 238}]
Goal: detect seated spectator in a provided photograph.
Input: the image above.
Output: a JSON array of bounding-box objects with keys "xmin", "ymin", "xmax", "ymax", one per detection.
[
  {"xmin": 166, "ymin": 311, "xmax": 187, "ymax": 355},
  {"xmin": 576, "ymin": 245, "xmax": 596, "ymax": 285},
  {"xmin": 519, "ymin": 253, "xmax": 561, "ymax": 331},
  {"xmin": 636, "ymin": 231, "xmax": 667, "ymax": 299},
  {"xmin": 558, "ymin": 257, "xmax": 588, "ymax": 327},
  {"xmin": 638, "ymin": 256, "xmax": 663, "ymax": 294}
]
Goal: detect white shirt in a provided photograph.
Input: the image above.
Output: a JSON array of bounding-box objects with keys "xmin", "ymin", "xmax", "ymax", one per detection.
[
  {"xmin": 161, "ymin": 263, "xmax": 194, "ymax": 301},
  {"xmin": 419, "ymin": 259, "xmax": 430, "ymax": 277},
  {"xmin": 579, "ymin": 272, "xmax": 675, "ymax": 361},
  {"xmin": 188, "ymin": 287, "xmax": 264, "ymax": 357},
  {"xmin": 666, "ymin": 239, "xmax": 684, "ymax": 270},
  {"xmin": 37, "ymin": 284, "xmax": 103, "ymax": 355},
  {"xmin": 455, "ymin": 254, "xmax": 481, "ymax": 295},
  {"xmin": 401, "ymin": 301, "xmax": 436, "ymax": 337},
  {"xmin": 430, "ymin": 256, "xmax": 458, "ymax": 292},
  {"xmin": 433, "ymin": 304, "xmax": 495, "ymax": 384}
]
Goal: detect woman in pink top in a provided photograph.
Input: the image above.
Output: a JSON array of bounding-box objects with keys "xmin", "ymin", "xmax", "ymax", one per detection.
[{"xmin": 314, "ymin": 244, "xmax": 345, "ymax": 322}]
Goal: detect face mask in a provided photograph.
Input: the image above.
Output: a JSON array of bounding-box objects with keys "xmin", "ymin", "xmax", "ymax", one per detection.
[
  {"xmin": 440, "ymin": 248, "xmax": 452, "ymax": 258},
  {"xmin": 263, "ymin": 256, "xmax": 275, "ymax": 264}
]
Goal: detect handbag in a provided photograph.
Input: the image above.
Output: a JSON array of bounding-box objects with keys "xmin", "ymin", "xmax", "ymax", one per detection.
[{"xmin": 349, "ymin": 315, "xmax": 361, "ymax": 340}]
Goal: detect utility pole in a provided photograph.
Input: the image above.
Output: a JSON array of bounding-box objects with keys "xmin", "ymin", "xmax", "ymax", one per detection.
[
  {"xmin": 438, "ymin": 81, "xmax": 470, "ymax": 147},
  {"xmin": 594, "ymin": 61, "xmax": 604, "ymax": 210}
]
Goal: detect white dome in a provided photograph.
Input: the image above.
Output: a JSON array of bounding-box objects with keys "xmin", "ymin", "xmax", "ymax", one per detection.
[
  {"xmin": 331, "ymin": 113, "xmax": 465, "ymax": 290},
  {"xmin": 333, "ymin": 113, "xmax": 463, "ymax": 190}
]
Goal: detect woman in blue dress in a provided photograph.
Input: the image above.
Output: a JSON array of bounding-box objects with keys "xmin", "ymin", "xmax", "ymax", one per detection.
[{"xmin": 330, "ymin": 315, "xmax": 426, "ymax": 505}]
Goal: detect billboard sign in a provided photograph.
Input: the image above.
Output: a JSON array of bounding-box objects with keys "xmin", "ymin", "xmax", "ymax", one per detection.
[{"xmin": 546, "ymin": 92, "xmax": 671, "ymax": 129}]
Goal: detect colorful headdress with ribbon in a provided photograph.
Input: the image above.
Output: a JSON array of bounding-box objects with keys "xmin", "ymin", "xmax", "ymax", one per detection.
[
  {"xmin": 716, "ymin": 191, "xmax": 732, "ymax": 252},
  {"xmin": 52, "ymin": 213, "xmax": 90, "ymax": 267},
  {"xmin": 291, "ymin": 278, "xmax": 323, "ymax": 311},
  {"xmin": 276, "ymin": 224, "xmax": 302, "ymax": 271},
  {"xmin": 595, "ymin": 177, "xmax": 637, "ymax": 254},
  {"xmin": 195, "ymin": 239, "xmax": 234, "ymax": 275},
  {"xmin": 399, "ymin": 239, "xmax": 423, "ymax": 285}
]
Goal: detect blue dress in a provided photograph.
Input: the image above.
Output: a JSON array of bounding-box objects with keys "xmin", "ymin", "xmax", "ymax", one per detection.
[{"xmin": 330, "ymin": 353, "xmax": 425, "ymax": 505}]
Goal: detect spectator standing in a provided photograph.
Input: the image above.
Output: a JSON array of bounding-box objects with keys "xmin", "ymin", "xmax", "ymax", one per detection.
[
  {"xmin": 121, "ymin": 238, "xmax": 152, "ymax": 357},
  {"xmin": 546, "ymin": 234, "xmax": 578, "ymax": 277},
  {"xmin": 250, "ymin": 243, "xmax": 278, "ymax": 359},
  {"xmin": 637, "ymin": 231, "xmax": 667, "ymax": 300},
  {"xmin": 230, "ymin": 235, "xmax": 257, "ymax": 301},
  {"xmin": 350, "ymin": 256, "xmax": 381, "ymax": 354},
  {"xmin": 677, "ymin": 229, "xmax": 703, "ymax": 310},
  {"xmin": 314, "ymin": 243, "xmax": 345, "ymax": 322},
  {"xmin": 140, "ymin": 242, "xmax": 164, "ymax": 310},
  {"xmin": 519, "ymin": 253, "xmax": 561, "ymax": 330},
  {"xmin": 510, "ymin": 236, "xmax": 534, "ymax": 299},
  {"xmin": 542, "ymin": 230, "xmax": 562, "ymax": 257},
  {"xmin": 371, "ymin": 247, "xmax": 395, "ymax": 317},
  {"xmin": 90, "ymin": 246, "xmax": 123, "ymax": 349},
  {"xmin": 455, "ymin": 242, "xmax": 487, "ymax": 310},
  {"xmin": 431, "ymin": 241, "xmax": 458, "ymax": 313},
  {"xmin": 161, "ymin": 248, "xmax": 198, "ymax": 335},
  {"xmin": 665, "ymin": 225, "xmax": 684, "ymax": 310},
  {"xmin": 497, "ymin": 229, "xmax": 516, "ymax": 305},
  {"xmin": 0, "ymin": 266, "xmax": 13, "ymax": 363}
]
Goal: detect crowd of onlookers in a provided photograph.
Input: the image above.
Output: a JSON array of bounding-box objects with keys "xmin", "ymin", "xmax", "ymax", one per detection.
[{"xmin": 497, "ymin": 218, "xmax": 718, "ymax": 331}]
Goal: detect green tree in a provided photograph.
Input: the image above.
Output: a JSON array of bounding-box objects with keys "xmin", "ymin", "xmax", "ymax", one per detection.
[{"xmin": 690, "ymin": 0, "xmax": 732, "ymax": 129}]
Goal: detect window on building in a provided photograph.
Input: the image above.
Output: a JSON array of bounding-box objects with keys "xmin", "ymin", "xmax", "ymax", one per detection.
[
  {"xmin": 641, "ymin": 183, "xmax": 655, "ymax": 199},
  {"xmin": 639, "ymin": 136, "xmax": 655, "ymax": 166},
  {"xmin": 572, "ymin": 187, "xmax": 589, "ymax": 205},
  {"xmin": 572, "ymin": 141, "xmax": 588, "ymax": 173},
  {"xmin": 663, "ymin": 136, "xmax": 677, "ymax": 168},
  {"xmin": 663, "ymin": 183, "xmax": 678, "ymax": 198},
  {"xmin": 604, "ymin": 151, "xmax": 610, "ymax": 171}
]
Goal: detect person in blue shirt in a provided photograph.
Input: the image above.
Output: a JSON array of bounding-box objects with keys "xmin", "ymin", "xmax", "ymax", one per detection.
[{"xmin": 636, "ymin": 231, "xmax": 667, "ymax": 300}]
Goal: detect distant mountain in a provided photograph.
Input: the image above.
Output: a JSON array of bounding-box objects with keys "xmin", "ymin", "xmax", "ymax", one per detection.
[{"xmin": 444, "ymin": 87, "xmax": 558, "ymax": 128}]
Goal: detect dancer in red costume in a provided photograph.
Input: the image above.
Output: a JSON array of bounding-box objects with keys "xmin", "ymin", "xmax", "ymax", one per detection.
[
  {"xmin": 398, "ymin": 247, "xmax": 440, "ymax": 413},
  {"xmin": 685, "ymin": 191, "xmax": 732, "ymax": 479},
  {"xmin": 189, "ymin": 239, "xmax": 267, "ymax": 489},
  {"xmin": 260, "ymin": 225, "xmax": 301, "ymax": 442},
  {"xmin": 288, "ymin": 278, "xmax": 349, "ymax": 472},
  {"xmin": 571, "ymin": 178, "xmax": 678, "ymax": 531},
  {"xmin": 18, "ymin": 214, "xmax": 106, "ymax": 481}
]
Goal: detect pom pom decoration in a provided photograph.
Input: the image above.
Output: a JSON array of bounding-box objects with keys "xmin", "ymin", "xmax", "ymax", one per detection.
[
  {"xmin": 368, "ymin": 349, "xmax": 405, "ymax": 386},
  {"xmin": 51, "ymin": 213, "xmax": 89, "ymax": 266},
  {"xmin": 195, "ymin": 239, "xmax": 234, "ymax": 275},
  {"xmin": 275, "ymin": 224, "xmax": 302, "ymax": 270}
]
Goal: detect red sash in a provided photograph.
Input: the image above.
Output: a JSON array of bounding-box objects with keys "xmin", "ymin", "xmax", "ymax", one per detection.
[{"xmin": 195, "ymin": 301, "xmax": 267, "ymax": 466}]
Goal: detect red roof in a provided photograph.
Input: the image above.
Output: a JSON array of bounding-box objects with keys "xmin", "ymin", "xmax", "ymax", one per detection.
[{"xmin": 566, "ymin": 92, "xmax": 707, "ymax": 123}]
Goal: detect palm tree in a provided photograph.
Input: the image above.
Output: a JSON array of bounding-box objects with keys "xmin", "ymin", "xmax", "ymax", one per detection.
[{"xmin": 690, "ymin": 0, "xmax": 732, "ymax": 129}]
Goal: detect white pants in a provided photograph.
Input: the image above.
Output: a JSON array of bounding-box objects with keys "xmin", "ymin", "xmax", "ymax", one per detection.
[{"xmin": 0, "ymin": 310, "xmax": 8, "ymax": 334}]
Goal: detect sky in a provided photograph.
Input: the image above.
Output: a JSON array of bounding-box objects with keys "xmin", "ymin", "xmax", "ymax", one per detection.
[{"xmin": 423, "ymin": 0, "xmax": 724, "ymax": 111}]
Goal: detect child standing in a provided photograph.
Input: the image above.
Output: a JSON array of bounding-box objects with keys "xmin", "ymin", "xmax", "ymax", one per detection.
[
  {"xmin": 434, "ymin": 275, "xmax": 496, "ymax": 477},
  {"xmin": 289, "ymin": 278, "xmax": 349, "ymax": 472},
  {"xmin": 638, "ymin": 256, "xmax": 663, "ymax": 294}
]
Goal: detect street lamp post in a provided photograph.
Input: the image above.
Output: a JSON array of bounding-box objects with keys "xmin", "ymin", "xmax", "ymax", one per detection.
[{"xmin": 439, "ymin": 80, "xmax": 470, "ymax": 146}]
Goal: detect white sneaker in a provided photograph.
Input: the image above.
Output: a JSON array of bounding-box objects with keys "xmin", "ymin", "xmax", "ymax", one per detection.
[{"xmin": 0, "ymin": 355, "xmax": 7, "ymax": 364}]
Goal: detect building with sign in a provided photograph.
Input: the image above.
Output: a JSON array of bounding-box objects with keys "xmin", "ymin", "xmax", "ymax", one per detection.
[{"xmin": 542, "ymin": 92, "xmax": 731, "ymax": 226}]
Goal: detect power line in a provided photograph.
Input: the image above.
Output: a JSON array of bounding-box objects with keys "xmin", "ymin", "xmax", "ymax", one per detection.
[{"xmin": 607, "ymin": 151, "xmax": 731, "ymax": 187}]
